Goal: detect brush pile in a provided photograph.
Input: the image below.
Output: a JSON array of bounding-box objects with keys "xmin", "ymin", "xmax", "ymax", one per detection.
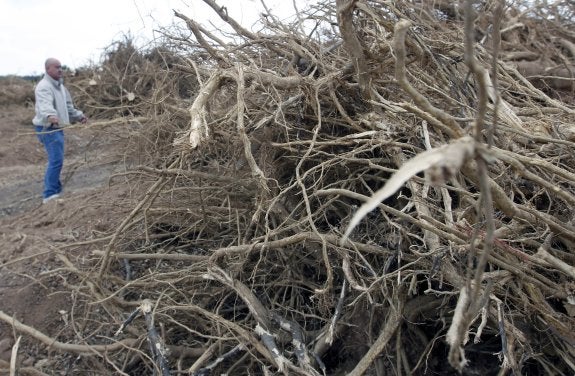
[{"xmin": 5, "ymin": 1, "xmax": 575, "ymax": 375}]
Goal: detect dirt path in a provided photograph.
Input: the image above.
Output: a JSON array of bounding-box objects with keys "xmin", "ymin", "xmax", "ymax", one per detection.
[{"xmin": 0, "ymin": 156, "xmax": 122, "ymax": 217}]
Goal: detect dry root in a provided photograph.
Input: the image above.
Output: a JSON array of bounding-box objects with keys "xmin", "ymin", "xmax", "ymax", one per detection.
[{"xmin": 4, "ymin": 0, "xmax": 575, "ymax": 375}]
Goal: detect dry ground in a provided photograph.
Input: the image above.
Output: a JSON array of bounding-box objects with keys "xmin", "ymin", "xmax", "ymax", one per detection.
[{"xmin": 0, "ymin": 103, "xmax": 131, "ymax": 370}]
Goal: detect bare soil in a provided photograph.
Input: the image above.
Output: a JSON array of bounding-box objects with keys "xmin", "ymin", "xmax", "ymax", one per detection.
[{"xmin": 0, "ymin": 104, "xmax": 128, "ymax": 369}]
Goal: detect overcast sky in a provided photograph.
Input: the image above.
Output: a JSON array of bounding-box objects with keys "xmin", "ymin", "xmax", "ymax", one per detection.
[{"xmin": 0, "ymin": 0, "xmax": 309, "ymax": 76}]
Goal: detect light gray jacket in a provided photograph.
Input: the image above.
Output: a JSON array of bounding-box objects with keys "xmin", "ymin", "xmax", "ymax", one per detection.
[{"xmin": 32, "ymin": 74, "xmax": 84, "ymax": 127}]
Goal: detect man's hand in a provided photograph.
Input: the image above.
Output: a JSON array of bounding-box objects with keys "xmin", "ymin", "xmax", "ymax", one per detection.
[
  {"xmin": 80, "ymin": 115, "xmax": 88, "ymax": 124},
  {"xmin": 47, "ymin": 115, "xmax": 59, "ymax": 125}
]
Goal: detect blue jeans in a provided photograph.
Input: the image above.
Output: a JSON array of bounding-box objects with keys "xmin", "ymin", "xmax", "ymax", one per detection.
[{"xmin": 35, "ymin": 125, "xmax": 64, "ymax": 198}]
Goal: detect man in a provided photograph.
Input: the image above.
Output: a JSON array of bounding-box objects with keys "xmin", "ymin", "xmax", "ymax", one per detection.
[{"xmin": 33, "ymin": 58, "xmax": 87, "ymax": 203}]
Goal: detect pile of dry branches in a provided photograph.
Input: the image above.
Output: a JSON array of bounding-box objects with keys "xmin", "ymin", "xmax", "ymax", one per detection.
[
  {"xmin": 0, "ymin": 76, "xmax": 34, "ymax": 106},
  {"xmin": 3, "ymin": 0, "xmax": 575, "ymax": 375}
]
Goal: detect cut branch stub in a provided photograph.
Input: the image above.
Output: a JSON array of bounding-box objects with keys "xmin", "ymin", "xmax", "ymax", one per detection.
[
  {"xmin": 336, "ymin": 0, "xmax": 372, "ymax": 100},
  {"xmin": 174, "ymin": 72, "xmax": 224, "ymax": 149}
]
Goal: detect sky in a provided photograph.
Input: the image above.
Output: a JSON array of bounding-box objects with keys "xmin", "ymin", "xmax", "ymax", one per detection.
[{"xmin": 0, "ymin": 0, "xmax": 311, "ymax": 76}]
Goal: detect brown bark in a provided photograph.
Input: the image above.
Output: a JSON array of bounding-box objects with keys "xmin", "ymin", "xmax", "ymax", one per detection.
[
  {"xmin": 515, "ymin": 60, "xmax": 575, "ymax": 90},
  {"xmin": 336, "ymin": 0, "xmax": 372, "ymax": 99}
]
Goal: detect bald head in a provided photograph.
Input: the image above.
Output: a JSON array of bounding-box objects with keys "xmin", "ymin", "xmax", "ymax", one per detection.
[{"xmin": 45, "ymin": 58, "xmax": 63, "ymax": 80}]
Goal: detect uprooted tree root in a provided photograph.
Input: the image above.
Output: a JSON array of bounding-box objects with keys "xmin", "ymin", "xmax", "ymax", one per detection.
[{"xmin": 3, "ymin": 0, "xmax": 575, "ymax": 375}]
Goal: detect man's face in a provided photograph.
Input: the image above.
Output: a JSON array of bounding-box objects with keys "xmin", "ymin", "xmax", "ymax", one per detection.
[{"xmin": 46, "ymin": 60, "xmax": 63, "ymax": 80}]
